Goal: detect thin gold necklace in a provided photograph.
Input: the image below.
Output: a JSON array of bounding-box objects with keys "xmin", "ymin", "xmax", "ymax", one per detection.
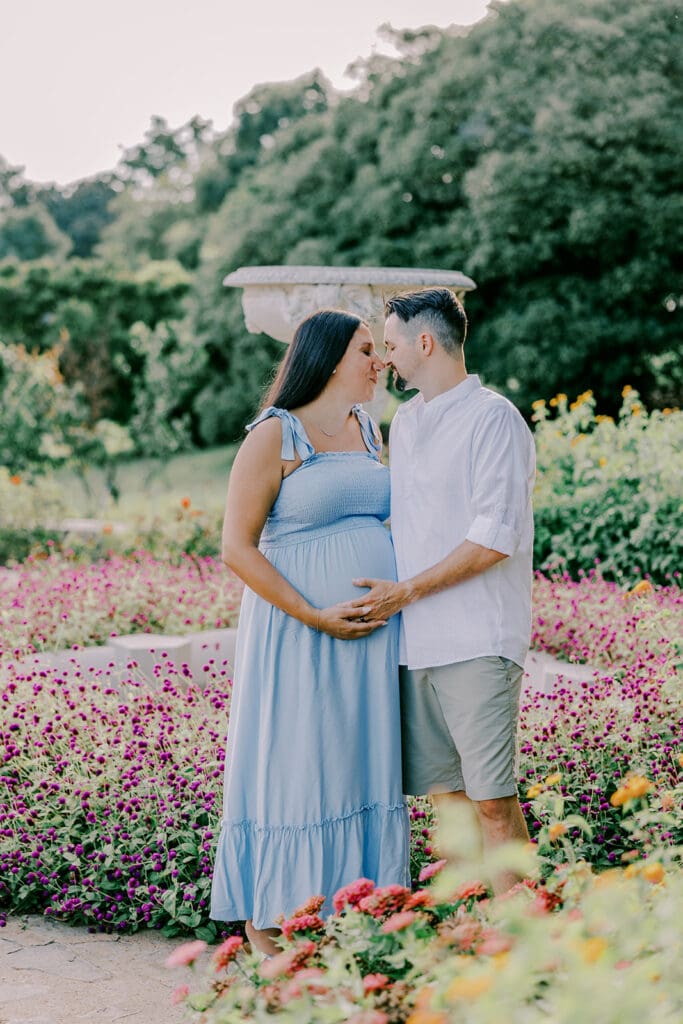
[{"xmin": 309, "ymin": 411, "xmax": 351, "ymax": 438}]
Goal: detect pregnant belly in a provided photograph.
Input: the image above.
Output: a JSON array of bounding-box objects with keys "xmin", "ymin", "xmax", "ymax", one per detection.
[{"xmin": 265, "ymin": 521, "xmax": 397, "ymax": 607}]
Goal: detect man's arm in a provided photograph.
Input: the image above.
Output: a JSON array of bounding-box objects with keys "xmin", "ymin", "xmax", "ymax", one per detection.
[
  {"xmin": 351, "ymin": 401, "xmax": 534, "ymax": 621},
  {"xmin": 351, "ymin": 541, "xmax": 506, "ymax": 620}
]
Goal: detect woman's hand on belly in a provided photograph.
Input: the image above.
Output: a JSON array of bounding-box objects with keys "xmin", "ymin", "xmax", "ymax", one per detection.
[{"xmin": 317, "ymin": 602, "xmax": 387, "ymax": 640}]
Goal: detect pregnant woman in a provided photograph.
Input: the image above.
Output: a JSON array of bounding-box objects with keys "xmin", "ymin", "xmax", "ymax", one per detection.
[{"xmin": 210, "ymin": 309, "xmax": 410, "ymax": 955}]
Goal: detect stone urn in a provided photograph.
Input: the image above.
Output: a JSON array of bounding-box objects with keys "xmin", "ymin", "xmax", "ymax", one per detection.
[{"xmin": 224, "ymin": 264, "xmax": 476, "ymax": 418}]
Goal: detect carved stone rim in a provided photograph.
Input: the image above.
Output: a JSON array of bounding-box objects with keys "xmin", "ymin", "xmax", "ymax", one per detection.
[{"xmin": 223, "ymin": 265, "xmax": 476, "ymax": 290}]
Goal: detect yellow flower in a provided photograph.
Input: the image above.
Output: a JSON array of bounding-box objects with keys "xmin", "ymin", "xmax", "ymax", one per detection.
[
  {"xmin": 406, "ymin": 1013, "xmax": 448, "ymax": 1024},
  {"xmin": 569, "ymin": 391, "xmax": 592, "ymax": 410},
  {"xmin": 532, "ymin": 399, "xmax": 546, "ymax": 410},
  {"xmin": 9, "ymin": 474, "xmax": 22, "ymax": 485},
  {"xmin": 548, "ymin": 823, "xmax": 567, "ymax": 842},
  {"xmin": 545, "ymin": 772, "xmax": 563, "ymax": 785},
  {"xmin": 581, "ymin": 937, "xmax": 608, "ymax": 964},
  {"xmin": 631, "ymin": 404, "xmax": 641, "ymax": 416},
  {"xmin": 570, "ymin": 434, "xmax": 584, "ymax": 446},
  {"xmin": 642, "ymin": 862, "xmax": 665, "ymax": 885},
  {"xmin": 662, "ymin": 408, "xmax": 672, "ymax": 416},
  {"xmin": 629, "ymin": 580, "xmax": 653, "ymax": 597},
  {"xmin": 623, "ymin": 864, "xmax": 640, "ymax": 879},
  {"xmin": 593, "ymin": 869, "xmax": 621, "ymax": 889},
  {"xmin": 622, "ymin": 385, "xmax": 633, "ymax": 397},
  {"xmin": 598, "ymin": 457, "xmax": 607, "ymax": 467},
  {"xmin": 446, "ymin": 976, "xmax": 493, "ymax": 1001},
  {"xmin": 595, "ymin": 414, "xmax": 614, "ymax": 424},
  {"xmin": 613, "ymin": 774, "xmax": 653, "ymax": 805},
  {"xmin": 625, "ymin": 775, "xmax": 653, "ymax": 799},
  {"xmin": 526, "ymin": 783, "xmax": 544, "ymax": 799}
]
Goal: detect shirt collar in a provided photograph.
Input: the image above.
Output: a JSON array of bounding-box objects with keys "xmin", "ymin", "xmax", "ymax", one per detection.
[{"xmin": 416, "ymin": 374, "xmax": 481, "ymax": 413}]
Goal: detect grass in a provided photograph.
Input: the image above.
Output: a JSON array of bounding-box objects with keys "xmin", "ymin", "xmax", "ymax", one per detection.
[{"xmin": 53, "ymin": 444, "xmax": 239, "ymax": 521}]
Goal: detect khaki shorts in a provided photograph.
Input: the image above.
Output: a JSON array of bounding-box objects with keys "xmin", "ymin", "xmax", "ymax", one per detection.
[{"xmin": 399, "ymin": 657, "xmax": 523, "ymax": 801}]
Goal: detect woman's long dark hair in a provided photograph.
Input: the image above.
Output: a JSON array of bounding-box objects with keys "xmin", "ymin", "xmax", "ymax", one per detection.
[{"xmin": 260, "ymin": 309, "xmax": 363, "ymax": 412}]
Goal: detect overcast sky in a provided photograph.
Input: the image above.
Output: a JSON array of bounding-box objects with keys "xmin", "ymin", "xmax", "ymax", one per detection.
[{"xmin": 1, "ymin": 0, "xmax": 492, "ymax": 186}]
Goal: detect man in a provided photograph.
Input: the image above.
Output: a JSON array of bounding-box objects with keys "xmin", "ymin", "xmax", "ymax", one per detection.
[{"xmin": 350, "ymin": 287, "xmax": 535, "ymax": 893}]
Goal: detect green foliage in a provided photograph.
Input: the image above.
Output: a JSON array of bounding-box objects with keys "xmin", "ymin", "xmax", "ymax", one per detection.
[
  {"xmin": 123, "ymin": 320, "xmax": 202, "ymax": 457},
  {"xmin": 41, "ymin": 177, "xmax": 118, "ymax": 258},
  {"xmin": 189, "ymin": 0, "xmax": 682, "ymax": 428},
  {"xmin": 532, "ymin": 388, "xmax": 683, "ymax": 582},
  {"xmin": 0, "ymin": 258, "xmax": 191, "ymax": 425},
  {"xmin": 0, "ymin": 468, "xmax": 66, "ymax": 565},
  {"xmin": 0, "ymin": 341, "xmax": 87, "ymax": 471},
  {"xmin": 0, "ymin": 205, "xmax": 71, "ymax": 261},
  {"xmin": 2, "ymin": 0, "xmax": 682, "ymax": 446}
]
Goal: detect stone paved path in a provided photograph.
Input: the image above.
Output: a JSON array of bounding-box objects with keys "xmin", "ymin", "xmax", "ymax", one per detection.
[{"xmin": 0, "ymin": 916, "xmax": 209, "ymax": 1024}]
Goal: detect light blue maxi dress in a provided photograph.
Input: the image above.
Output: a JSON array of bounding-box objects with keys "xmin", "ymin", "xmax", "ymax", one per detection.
[{"xmin": 210, "ymin": 405, "xmax": 410, "ymax": 929}]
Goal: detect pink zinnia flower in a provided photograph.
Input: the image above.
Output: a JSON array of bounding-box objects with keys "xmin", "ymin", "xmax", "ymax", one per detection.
[
  {"xmin": 171, "ymin": 984, "xmax": 190, "ymax": 1004},
  {"xmin": 454, "ymin": 879, "xmax": 488, "ymax": 901},
  {"xmin": 333, "ymin": 877, "xmax": 376, "ymax": 913},
  {"xmin": 291, "ymin": 894, "xmax": 326, "ymax": 917},
  {"xmin": 280, "ymin": 913, "xmax": 325, "ymax": 941},
  {"xmin": 358, "ymin": 884, "xmax": 412, "ymax": 919},
  {"xmin": 165, "ymin": 939, "xmax": 207, "ymax": 968},
  {"xmin": 259, "ymin": 940, "xmax": 316, "ymax": 979},
  {"xmin": 380, "ymin": 910, "xmax": 418, "ymax": 933},
  {"xmin": 363, "ymin": 973, "xmax": 390, "ymax": 993},
  {"xmin": 280, "ymin": 979, "xmax": 302, "ymax": 1004},
  {"xmin": 418, "ymin": 858, "xmax": 447, "ymax": 882},
  {"xmin": 295, "ymin": 967, "xmax": 329, "ymax": 995},
  {"xmin": 212, "ymin": 934, "xmax": 243, "ymax": 971},
  {"xmin": 447, "ymin": 920, "xmax": 481, "ymax": 951},
  {"xmin": 477, "ymin": 928, "xmax": 512, "ymax": 956},
  {"xmin": 404, "ymin": 889, "xmax": 435, "ymax": 910}
]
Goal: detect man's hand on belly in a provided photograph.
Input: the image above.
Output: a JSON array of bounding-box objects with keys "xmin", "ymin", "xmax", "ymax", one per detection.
[{"xmin": 346, "ymin": 578, "xmax": 411, "ymax": 622}]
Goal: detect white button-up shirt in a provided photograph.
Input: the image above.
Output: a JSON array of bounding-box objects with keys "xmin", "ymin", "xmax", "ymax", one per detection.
[{"xmin": 389, "ymin": 375, "xmax": 535, "ymax": 670}]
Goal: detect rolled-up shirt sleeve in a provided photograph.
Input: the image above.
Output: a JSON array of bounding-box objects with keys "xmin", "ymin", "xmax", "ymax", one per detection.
[{"xmin": 465, "ymin": 405, "xmax": 535, "ymax": 556}]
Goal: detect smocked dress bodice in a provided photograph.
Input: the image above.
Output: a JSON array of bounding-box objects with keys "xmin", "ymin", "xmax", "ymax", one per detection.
[{"xmin": 248, "ymin": 405, "xmax": 390, "ymax": 547}]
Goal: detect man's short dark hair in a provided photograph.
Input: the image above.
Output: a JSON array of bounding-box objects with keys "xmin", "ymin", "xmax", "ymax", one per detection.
[{"xmin": 385, "ymin": 287, "xmax": 467, "ymax": 355}]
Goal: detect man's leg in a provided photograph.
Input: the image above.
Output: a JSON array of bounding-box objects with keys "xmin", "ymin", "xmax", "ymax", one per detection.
[
  {"xmin": 476, "ymin": 794, "xmax": 530, "ymax": 894},
  {"xmin": 431, "ymin": 789, "xmax": 483, "ymax": 861},
  {"xmin": 429, "ymin": 658, "xmax": 528, "ymax": 893},
  {"xmin": 399, "ymin": 666, "xmax": 465, "ymax": 798}
]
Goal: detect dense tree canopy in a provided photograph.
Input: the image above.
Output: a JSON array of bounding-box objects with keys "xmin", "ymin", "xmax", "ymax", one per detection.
[{"xmin": 0, "ymin": 0, "xmax": 680, "ymax": 443}]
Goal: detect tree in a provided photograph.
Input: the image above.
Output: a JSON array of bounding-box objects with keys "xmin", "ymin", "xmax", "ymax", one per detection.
[
  {"xmin": 0, "ymin": 259, "xmax": 191, "ymax": 424},
  {"xmin": 41, "ymin": 177, "xmax": 118, "ymax": 257},
  {"xmin": 191, "ymin": 0, "xmax": 682, "ymax": 423},
  {"xmin": 0, "ymin": 206, "xmax": 71, "ymax": 261}
]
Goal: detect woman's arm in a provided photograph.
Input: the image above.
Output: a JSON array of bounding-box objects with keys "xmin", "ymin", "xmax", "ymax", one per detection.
[{"xmin": 222, "ymin": 418, "xmax": 383, "ymax": 639}]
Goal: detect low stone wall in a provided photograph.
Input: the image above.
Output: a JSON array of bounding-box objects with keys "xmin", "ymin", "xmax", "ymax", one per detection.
[
  {"xmin": 4, "ymin": 629, "xmax": 597, "ymax": 694},
  {"xmin": 5, "ymin": 628, "xmax": 238, "ymax": 689}
]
